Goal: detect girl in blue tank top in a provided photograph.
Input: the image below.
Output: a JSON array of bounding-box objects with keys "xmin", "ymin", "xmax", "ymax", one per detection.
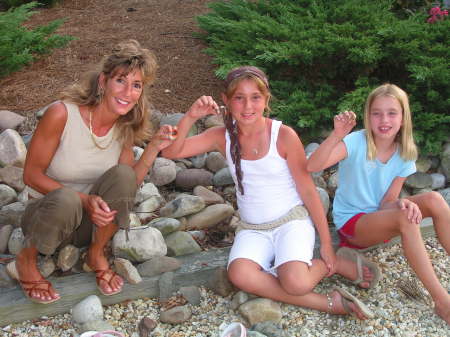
[
  {"xmin": 163, "ymin": 66, "xmax": 381, "ymax": 320},
  {"xmin": 307, "ymin": 83, "xmax": 450, "ymax": 325}
]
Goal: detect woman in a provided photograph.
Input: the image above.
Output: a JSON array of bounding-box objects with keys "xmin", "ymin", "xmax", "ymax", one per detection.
[{"xmin": 16, "ymin": 40, "xmax": 174, "ymax": 304}]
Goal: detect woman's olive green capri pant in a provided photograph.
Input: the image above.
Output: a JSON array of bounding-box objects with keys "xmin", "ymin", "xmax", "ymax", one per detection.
[{"xmin": 21, "ymin": 164, "xmax": 138, "ymax": 255}]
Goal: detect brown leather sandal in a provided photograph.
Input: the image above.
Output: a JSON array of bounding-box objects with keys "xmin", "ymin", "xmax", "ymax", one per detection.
[
  {"xmin": 19, "ymin": 279, "xmax": 60, "ymax": 304},
  {"xmin": 94, "ymin": 269, "xmax": 123, "ymax": 296}
]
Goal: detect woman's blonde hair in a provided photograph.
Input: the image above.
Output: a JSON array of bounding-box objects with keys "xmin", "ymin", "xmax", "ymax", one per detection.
[
  {"xmin": 222, "ymin": 66, "xmax": 271, "ymax": 195},
  {"xmin": 363, "ymin": 83, "xmax": 418, "ymax": 161},
  {"xmin": 60, "ymin": 39, "xmax": 157, "ymax": 145}
]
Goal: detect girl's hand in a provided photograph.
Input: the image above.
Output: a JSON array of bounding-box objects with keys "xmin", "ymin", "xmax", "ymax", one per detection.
[
  {"xmin": 85, "ymin": 195, "xmax": 117, "ymax": 227},
  {"xmin": 186, "ymin": 96, "xmax": 220, "ymax": 120},
  {"xmin": 333, "ymin": 110, "xmax": 356, "ymax": 139},
  {"xmin": 320, "ymin": 244, "xmax": 337, "ymax": 277},
  {"xmin": 398, "ymin": 199, "xmax": 422, "ymax": 224},
  {"xmin": 149, "ymin": 124, "xmax": 178, "ymax": 152}
]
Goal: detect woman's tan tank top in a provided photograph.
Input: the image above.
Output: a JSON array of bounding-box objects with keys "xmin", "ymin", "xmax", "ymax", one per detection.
[{"xmin": 27, "ymin": 101, "xmax": 122, "ymax": 197}]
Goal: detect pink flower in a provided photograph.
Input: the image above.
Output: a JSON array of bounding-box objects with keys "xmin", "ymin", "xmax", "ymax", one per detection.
[{"xmin": 429, "ymin": 7, "xmax": 441, "ymax": 16}]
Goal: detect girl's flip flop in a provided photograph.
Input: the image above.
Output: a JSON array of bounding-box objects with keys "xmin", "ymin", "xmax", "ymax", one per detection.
[
  {"xmin": 333, "ymin": 287, "xmax": 375, "ymax": 319},
  {"xmin": 336, "ymin": 247, "xmax": 382, "ymax": 289}
]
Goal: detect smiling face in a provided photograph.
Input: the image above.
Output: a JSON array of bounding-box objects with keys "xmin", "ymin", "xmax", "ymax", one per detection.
[
  {"xmin": 223, "ymin": 78, "xmax": 268, "ymax": 126},
  {"xmin": 368, "ymin": 95, "xmax": 403, "ymax": 142},
  {"xmin": 100, "ymin": 67, "xmax": 143, "ymax": 117}
]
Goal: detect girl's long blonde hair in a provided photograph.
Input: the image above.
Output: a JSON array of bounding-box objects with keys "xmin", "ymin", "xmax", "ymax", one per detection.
[
  {"xmin": 60, "ymin": 39, "xmax": 157, "ymax": 145},
  {"xmin": 363, "ymin": 83, "xmax": 418, "ymax": 161}
]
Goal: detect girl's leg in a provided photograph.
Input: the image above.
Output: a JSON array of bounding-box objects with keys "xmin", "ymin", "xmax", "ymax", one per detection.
[
  {"xmin": 406, "ymin": 191, "xmax": 450, "ymax": 254},
  {"xmin": 228, "ymin": 258, "xmax": 368, "ymax": 319},
  {"xmin": 350, "ymin": 207, "xmax": 450, "ymax": 325}
]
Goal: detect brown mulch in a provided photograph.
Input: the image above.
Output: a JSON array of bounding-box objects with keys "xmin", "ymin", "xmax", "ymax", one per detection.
[{"xmin": 0, "ymin": 0, "xmax": 223, "ymax": 122}]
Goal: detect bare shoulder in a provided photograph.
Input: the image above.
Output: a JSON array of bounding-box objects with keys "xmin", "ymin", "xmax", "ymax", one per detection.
[
  {"xmin": 277, "ymin": 123, "xmax": 304, "ymax": 157},
  {"xmin": 40, "ymin": 101, "xmax": 69, "ymax": 126}
]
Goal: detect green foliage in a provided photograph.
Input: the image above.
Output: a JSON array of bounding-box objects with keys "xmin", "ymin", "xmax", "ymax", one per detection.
[
  {"xmin": 197, "ymin": 0, "xmax": 450, "ymax": 154},
  {"xmin": 0, "ymin": 0, "xmax": 60, "ymax": 10},
  {"xmin": 0, "ymin": 2, "xmax": 73, "ymax": 78}
]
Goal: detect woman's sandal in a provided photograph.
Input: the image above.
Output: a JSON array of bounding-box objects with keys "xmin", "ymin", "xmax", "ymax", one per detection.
[
  {"xmin": 92, "ymin": 269, "xmax": 123, "ymax": 296},
  {"xmin": 336, "ymin": 247, "xmax": 382, "ymax": 289},
  {"xmin": 18, "ymin": 279, "xmax": 60, "ymax": 304},
  {"xmin": 326, "ymin": 287, "xmax": 375, "ymax": 319}
]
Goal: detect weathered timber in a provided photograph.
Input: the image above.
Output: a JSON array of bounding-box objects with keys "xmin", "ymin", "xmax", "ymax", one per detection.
[{"xmin": 0, "ymin": 247, "xmax": 230, "ymax": 326}]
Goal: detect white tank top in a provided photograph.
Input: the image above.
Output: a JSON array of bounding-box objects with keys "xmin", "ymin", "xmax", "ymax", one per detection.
[
  {"xmin": 27, "ymin": 101, "xmax": 122, "ymax": 197},
  {"xmin": 225, "ymin": 119, "xmax": 303, "ymax": 224}
]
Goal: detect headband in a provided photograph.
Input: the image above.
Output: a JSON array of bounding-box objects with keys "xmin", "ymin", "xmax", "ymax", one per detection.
[{"xmin": 225, "ymin": 66, "xmax": 269, "ymax": 88}]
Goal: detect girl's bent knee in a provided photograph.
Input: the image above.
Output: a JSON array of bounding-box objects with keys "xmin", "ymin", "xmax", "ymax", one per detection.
[{"xmin": 280, "ymin": 276, "xmax": 314, "ymax": 296}]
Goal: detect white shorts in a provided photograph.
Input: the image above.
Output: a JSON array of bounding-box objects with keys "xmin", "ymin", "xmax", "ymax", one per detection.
[{"xmin": 228, "ymin": 217, "xmax": 316, "ymax": 276}]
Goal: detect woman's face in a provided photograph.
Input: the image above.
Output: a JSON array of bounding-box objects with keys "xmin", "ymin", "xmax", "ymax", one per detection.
[
  {"xmin": 224, "ymin": 78, "xmax": 267, "ymax": 126},
  {"xmin": 101, "ymin": 68, "xmax": 143, "ymax": 116}
]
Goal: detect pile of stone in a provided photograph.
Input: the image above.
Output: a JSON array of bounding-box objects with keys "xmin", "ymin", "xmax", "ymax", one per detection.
[{"xmin": 0, "ymin": 108, "xmax": 450, "ymax": 336}]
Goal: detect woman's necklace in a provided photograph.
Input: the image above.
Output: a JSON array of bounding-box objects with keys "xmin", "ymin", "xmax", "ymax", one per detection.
[{"xmin": 89, "ymin": 110, "xmax": 114, "ymax": 150}]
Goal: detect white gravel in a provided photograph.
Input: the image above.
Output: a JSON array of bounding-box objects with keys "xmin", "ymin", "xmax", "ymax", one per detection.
[{"xmin": 2, "ymin": 237, "xmax": 449, "ymax": 337}]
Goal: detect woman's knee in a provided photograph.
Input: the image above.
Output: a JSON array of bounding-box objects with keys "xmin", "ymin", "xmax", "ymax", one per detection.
[
  {"xmin": 108, "ymin": 164, "xmax": 137, "ymax": 195},
  {"xmin": 279, "ymin": 272, "xmax": 314, "ymax": 296},
  {"xmin": 50, "ymin": 187, "xmax": 82, "ymax": 209}
]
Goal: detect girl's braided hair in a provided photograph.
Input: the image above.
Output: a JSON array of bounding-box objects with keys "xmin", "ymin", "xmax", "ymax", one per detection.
[{"xmin": 223, "ymin": 66, "xmax": 271, "ymax": 195}]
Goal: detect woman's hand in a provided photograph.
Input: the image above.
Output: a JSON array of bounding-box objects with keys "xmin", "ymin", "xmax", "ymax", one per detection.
[
  {"xmin": 84, "ymin": 195, "xmax": 117, "ymax": 227},
  {"xmin": 333, "ymin": 110, "xmax": 356, "ymax": 140},
  {"xmin": 398, "ymin": 198, "xmax": 422, "ymax": 224},
  {"xmin": 186, "ymin": 95, "xmax": 220, "ymax": 120},
  {"xmin": 149, "ymin": 124, "xmax": 178, "ymax": 152},
  {"xmin": 320, "ymin": 243, "xmax": 337, "ymax": 277}
]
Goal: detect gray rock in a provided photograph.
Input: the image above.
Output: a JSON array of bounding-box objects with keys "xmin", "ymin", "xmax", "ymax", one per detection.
[
  {"xmin": 0, "ymin": 129, "xmax": 27, "ymax": 167},
  {"xmin": 440, "ymin": 143, "xmax": 450, "ymax": 181},
  {"xmin": 35, "ymin": 104, "xmax": 51, "ymax": 119},
  {"xmin": 114, "ymin": 258, "xmax": 142, "ymax": 284},
  {"xmin": 438, "ymin": 188, "xmax": 450, "ymax": 206},
  {"xmin": 133, "ymin": 146, "xmax": 144, "ymax": 161},
  {"xmin": 430, "ymin": 173, "xmax": 446, "ymax": 190},
  {"xmin": 0, "ymin": 166, "xmax": 25, "ymax": 192},
  {"xmin": 129, "ymin": 212, "xmax": 142, "ymax": 228},
  {"xmin": 405, "ymin": 172, "xmax": 432, "ymax": 189},
  {"xmin": 327, "ymin": 171, "xmax": 338, "ymax": 193},
  {"xmin": 204, "ymin": 114, "xmax": 224, "ymax": 129},
  {"xmin": 253, "ymin": 321, "xmax": 289, "ymax": 337},
  {"xmin": 136, "ymin": 256, "xmax": 181, "ymax": 277},
  {"xmin": 415, "ymin": 157, "xmax": 432, "ymax": 173},
  {"xmin": 135, "ymin": 182, "xmax": 161, "ymax": 204},
  {"xmin": 193, "ymin": 185, "xmax": 224, "ymax": 205},
  {"xmin": 0, "ymin": 110, "xmax": 26, "ymax": 131},
  {"xmin": 208, "ymin": 266, "xmax": 234, "ymax": 297},
  {"xmin": 0, "ymin": 264, "xmax": 16, "ymax": 288},
  {"xmin": 149, "ymin": 157, "xmax": 176, "ymax": 186},
  {"xmin": 176, "ymin": 158, "xmax": 193, "ymax": 168},
  {"xmin": 135, "ymin": 196, "xmax": 162, "ymax": 221},
  {"xmin": 57, "ymin": 244, "xmax": 80, "ymax": 272},
  {"xmin": 230, "ymin": 291, "xmax": 250, "ymax": 310},
  {"xmin": 37, "ymin": 255, "xmax": 56, "ymax": 278},
  {"xmin": 112, "ymin": 226, "xmax": 167, "ymax": 263},
  {"xmin": 189, "ymin": 153, "xmax": 207, "ymax": 169},
  {"xmin": 0, "ymin": 184, "xmax": 17, "ymax": 207},
  {"xmin": 213, "ymin": 167, "xmax": 234, "ymax": 186},
  {"xmin": 305, "ymin": 142, "xmax": 320, "ymax": 156},
  {"xmin": 179, "ymin": 286, "xmax": 201, "ymax": 306},
  {"xmin": 159, "ymin": 194, "xmax": 205, "ymax": 218},
  {"xmin": 312, "ymin": 175, "xmax": 327, "ymax": 189},
  {"xmin": 0, "ymin": 201, "xmax": 25, "ymax": 227},
  {"xmin": 158, "ymin": 271, "xmax": 174, "ymax": 303},
  {"xmin": 188, "ymin": 230, "xmax": 206, "ymax": 241},
  {"xmin": 185, "ymin": 204, "xmax": 235, "ymax": 230},
  {"xmin": 7, "ymin": 227, "xmax": 25, "ymax": 255},
  {"xmin": 239, "ymin": 298, "xmax": 282, "ymax": 326},
  {"xmin": 430, "ymin": 156, "xmax": 440, "ymax": 169},
  {"xmin": 0, "ymin": 225, "xmax": 13, "ymax": 254},
  {"xmin": 159, "ymin": 305, "xmax": 192, "ymax": 324},
  {"xmin": 71, "ymin": 295, "xmax": 104, "ymax": 325},
  {"xmin": 138, "ymin": 317, "xmax": 158, "ymax": 337},
  {"xmin": 316, "ymin": 187, "xmax": 329, "ymax": 215},
  {"xmin": 5, "ymin": 260, "xmax": 18, "ymax": 280},
  {"xmin": 175, "ymin": 168, "xmax": 213, "ymax": 190},
  {"xmin": 165, "ymin": 231, "xmax": 202, "ymax": 257},
  {"xmin": 206, "ymin": 152, "xmax": 228, "ymax": 172},
  {"xmin": 160, "ymin": 113, "xmax": 198, "ymax": 137},
  {"xmin": 148, "ymin": 217, "xmax": 182, "ymax": 236},
  {"xmin": 248, "ymin": 331, "xmax": 268, "ymax": 337},
  {"xmin": 412, "ymin": 188, "xmax": 432, "ymax": 195}
]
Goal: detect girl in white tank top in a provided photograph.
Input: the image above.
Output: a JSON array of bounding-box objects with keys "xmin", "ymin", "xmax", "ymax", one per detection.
[{"xmin": 162, "ymin": 66, "xmax": 379, "ymax": 320}]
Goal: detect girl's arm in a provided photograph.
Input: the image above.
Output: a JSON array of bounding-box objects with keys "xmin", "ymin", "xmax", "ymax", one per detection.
[
  {"xmin": 161, "ymin": 96, "xmax": 225, "ymax": 159},
  {"xmin": 306, "ymin": 111, "xmax": 356, "ymax": 172},
  {"xmin": 379, "ymin": 176, "xmax": 422, "ymax": 224},
  {"xmin": 279, "ymin": 125, "xmax": 336, "ymax": 275}
]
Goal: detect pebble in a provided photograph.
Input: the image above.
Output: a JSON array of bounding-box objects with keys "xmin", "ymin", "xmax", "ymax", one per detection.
[{"xmin": 2, "ymin": 237, "xmax": 449, "ymax": 336}]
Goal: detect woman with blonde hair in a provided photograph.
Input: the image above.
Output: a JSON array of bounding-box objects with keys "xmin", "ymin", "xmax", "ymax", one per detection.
[
  {"xmin": 15, "ymin": 40, "xmax": 175, "ymax": 304},
  {"xmin": 307, "ymin": 83, "xmax": 450, "ymax": 325}
]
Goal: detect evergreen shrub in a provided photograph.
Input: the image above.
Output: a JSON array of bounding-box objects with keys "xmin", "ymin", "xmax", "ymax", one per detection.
[
  {"xmin": 197, "ymin": 0, "xmax": 450, "ymax": 154},
  {"xmin": 0, "ymin": 2, "xmax": 73, "ymax": 78},
  {"xmin": 0, "ymin": 0, "xmax": 60, "ymax": 10}
]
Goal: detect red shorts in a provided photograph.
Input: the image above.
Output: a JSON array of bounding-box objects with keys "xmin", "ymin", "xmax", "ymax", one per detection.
[{"xmin": 338, "ymin": 212, "xmax": 390, "ymax": 249}]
